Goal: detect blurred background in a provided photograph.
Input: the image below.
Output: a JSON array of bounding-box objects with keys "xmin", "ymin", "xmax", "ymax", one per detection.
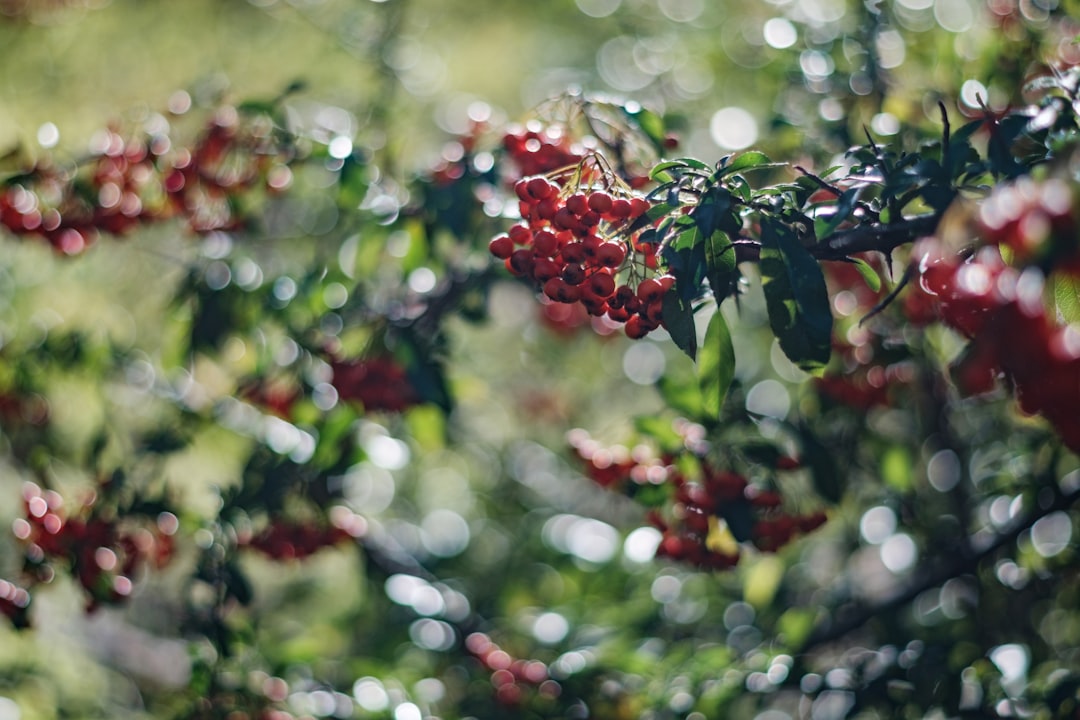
[{"xmin": 1, "ymin": 0, "xmax": 1079, "ymax": 719}]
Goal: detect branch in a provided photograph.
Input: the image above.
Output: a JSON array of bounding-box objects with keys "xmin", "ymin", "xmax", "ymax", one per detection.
[
  {"xmin": 803, "ymin": 483, "xmax": 1080, "ymax": 650},
  {"xmin": 811, "ymin": 214, "xmax": 941, "ymax": 260},
  {"xmin": 730, "ymin": 214, "xmax": 941, "ymax": 264}
]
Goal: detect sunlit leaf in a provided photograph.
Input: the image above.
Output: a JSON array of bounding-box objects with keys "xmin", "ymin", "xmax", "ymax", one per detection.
[
  {"xmin": 851, "ymin": 257, "xmax": 882, "ymax": 293},
  {"xmin": 743, "ymin": 555, "xmax": 785, "ymax": 609},
  {"xmin": 698, "ymin": 309, "xmax": 734, "ymax": 420},
  {"xmin": 1053, "ymin": 272, "xmax": 1080, "ymax": 324}
]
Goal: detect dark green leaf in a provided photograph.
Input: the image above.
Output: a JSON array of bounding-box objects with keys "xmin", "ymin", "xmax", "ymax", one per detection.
[
  {"xmin": 812, "ymin": 187, "xmax": 861, "ymax": 241},
  {"xmin": 759, "ymin": 218, "xmax": 833, "ymax": 372},
  {"xmin": 798, "ymin": 421, "xmax": 842, "ymax": 503},
  {"xmin": 718, "ymin": 497, "xmax": 755, "ymax": 542},
  {"xmin": 662, "ymin": 289, "xmax": 697, "ymax": 360},
  {"xmin": 705, "ymin": 231, "xmax": 738, "ymax": 301},
  {"xmin": 698, "ymin": 310, "xmax": 734, "ymax": 420},
  {"xmin": 739, "ymin": 441, "xmax": 782, "ymax": 467}
]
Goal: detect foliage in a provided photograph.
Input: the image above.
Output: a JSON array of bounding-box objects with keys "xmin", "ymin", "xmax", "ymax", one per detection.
[{"xmin": 2, "ymin": 1, "xmax": 1080, "ymax": 719}]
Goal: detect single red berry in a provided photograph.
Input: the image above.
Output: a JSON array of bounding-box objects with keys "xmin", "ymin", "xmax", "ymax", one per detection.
[
  {"xmin": 554, "ymin": 207, "xmax": 580, "ymax": 232},
  {"xmin": 533, "ymin": 230, "xmax": 558, "ymax": 257},
  {"xmin": 489, "ymin": 235, "xmax": 514, "ymax": 259},
  {"xmin": 579, "ymin": 210, "xmax": 601, "ymax": 228},
  {"xmin": 625, "ymin": 314, "xmax": 653, "ymax": 339},
  {"xmin": 562, "ymin": 264, "xmax": 586, "ymax": 285},
  {"xmin": 587, "ymin": 191, "xmax": 614, "ymax": 215},
  {"xmin": 595, "ymin": 242, "xmax": 626, "ymax": 268},
  {"xmin": 509, "ymin": 249, "xmax": 534, "ymax": 275},
  {"xmin": 514, "ymin": 181, "xmax": 533, "ymax": 203},
  {"xmin": 608, "ymin": 198, "xmax": 633, "ymax": 220},
  {"xmin": 544, "ymin": 277, "xmax": 580, "ymax": 303},
  {"xmin": 566, "ymin": 193, "xmax": 589, "ymax": 216},
  {"xmin": 508, "ymin": 224, "xmax": 532, "ymax": 245},
  {"xmin": 561, "ymin": 242, "xmax": 587, "ymax": 264},
  {"xmin": 532, "ymin": 257, "xmax": 561, "ymax": 282},
  {"xmin": 526, "ymin": 176, "xmax": 555, "ymax": 200},
  {"xmin": 587, "ymin": 272, "xmax": 616, "ymax": 298},
  {"xmin": 536, "ymin": 197, "xmax": 558, "ymax": 220},
  {"xmin": 629, "ymin": 197, "xmax": 651, "ymax": 218},
  {"xmin": 637, "ymin": 277, "xmax": 665, "ymax": 305}
]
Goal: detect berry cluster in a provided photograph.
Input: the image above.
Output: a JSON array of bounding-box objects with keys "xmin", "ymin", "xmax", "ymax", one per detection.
[
  {"xmin": 12, "ymin": 481, "xmax": 176, "ymax": 612},
  {"xmin": 490, "ymin": 168, "xmax": 676, "ymax": 339},
  {"xmin": 815, "ymin": 331, "xmax": 916, "ymax": 411},
  {"xmin": 501, "ymin": 123, "xmax": 584, "ymax": 178},
  {"xmin": 465, "ymin": 631, "xmax": 561, "ymax": 707},
  {"xmin": 243, "ymin": 520, "xmax": 353, "ymax": 560},
  {"xmin": 914, "ymin": 238, "xmax": 1080, "ymax": 450},
  {"xmin": 331, "ymin": 356, "xmax": 418, "ymax": 413},
  {"xmin": 976, "ymin": 177, "xmax": 1078, "ymax": 270},
  {"xmin": 0, "ymin": 104, "xmax": 294, "ymax": 254},
  {"xmin": 568, "ymin": 427, "xmax": 827, "ymax": 569}
]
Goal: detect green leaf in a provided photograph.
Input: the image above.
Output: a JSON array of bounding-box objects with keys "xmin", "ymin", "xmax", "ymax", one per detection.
[
  {"xmin": 698, "ymin": 310, "xmax": 735, "ymax": 420},
  {"xmin": 649, "ymin": 158, "xmax": 710, "ymax": 181},
  {"xmin": 799, "ymin": 421, "xmax": 842, "ymax": 503},
  {"xmin": 657, "ymin": 373, "xmax": 704, "ymax": 418},
  {"xmin": 1053, "ymin": 272, "xmax": 1080, "ymax": 324},
  {"xmin": 627, "ymin": 107, "xmax": 668, "ymax": 148},
  {"xmin": 812, "ymin": 187, "xmax": 861, "ymax": 241},
  {"xmin": 759, "ymin": 218, "xmax": 833, "ymax": 372},
  {"xmin": 743, "ymin": 555, "xmax": 785, "ymax": 609},
  {"xmin": 663, "ymin": 227, "xmax": 710, "ymax": 302},
  {"xmin": 634, "ymin": 415, "xmax": 685, "ymax": 450},
  {"xmin": 705, "ymin": 231, "xmax": 738, "ymax": 300},
  {"xmin": 778, "ymin": 608, "xmax": 817, "ymax": 650},
  {"xmin": 851, "ymin": 258, "xmax": 882, "ymax": 293},
  {"xmin": 721, "ymin": 150, "xmax": 783, "ymax": 176},
  {"xmin": 662, "ymin": 289, "xmax": 697, "ymax": 360},
  {"xmin": 881, "ymin": 445, "xmax": 913, "ymax": 492}
]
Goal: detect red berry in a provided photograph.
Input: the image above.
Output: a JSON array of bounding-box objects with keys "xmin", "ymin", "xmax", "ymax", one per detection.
[
  {"xmin": 609, "ymin": 198, "xmax": 633, "ymax": 219},
  {"xmin": 532, "ymin": 257, "xmax": 561, "ymax": 282},
  {"xmin": 625, "ymin": 314, "xmax": 653, "ymax": 339},
  {"xmin": 561, "ymin": 242, "xmax": 587, "ymax": 264},
  {"xmin": 514, "ymin": 181, "xmax": 533, "ymax": 203},
  {"xmin": 637, "ymin": 278, "xmax": 665, "ymax": 305},
  {"xmin": 587, "ymin": 272, "xmax": 616, "ymax": 298},
  {"xmin": 629, "ymin": 197, "xmax": 651, "ymax": 218},
  {"xmin": 533, "ymin": 230, "xmax": 558, "ymax": 257},
  {"xmin": 544, "ymin": 278, "xmax": 580, "ymax": 303},
  {"xmin": 509, "ymin": 249, "xmax": 534, "ymax": 275},
  {"xmin": 489, "ymin": 235, "xmax": 514, "ymax": 259},
  {"xmin": 595, "ymin": 242, "xmax": 626, "ymax": 268},
  {"xmin": 562, "ymin": 264, "xmax": 586, "ymax": 285},
  {"xmin": 566, "ymin": 193, "xmax": 589, "ymax": 216},
  {"xmin": 587, "ymin": 191, "xmax": 614, "ymax": 214},
  {"xmin": 526, "ymin": 176, "xmax": 555, "ymax": 200}
]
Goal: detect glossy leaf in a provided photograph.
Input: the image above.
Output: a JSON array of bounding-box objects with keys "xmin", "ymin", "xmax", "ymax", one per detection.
[
  {"xmin": 662, "ymin": 288, "xmax": 697, "ymax": 360},
  {"xmin": 759, "ymin": 217, "xmax": 833, "ymax": 372},
  {"xmin": 698, "ymin": 309, "xmax": 734, "ymax": 420}
]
